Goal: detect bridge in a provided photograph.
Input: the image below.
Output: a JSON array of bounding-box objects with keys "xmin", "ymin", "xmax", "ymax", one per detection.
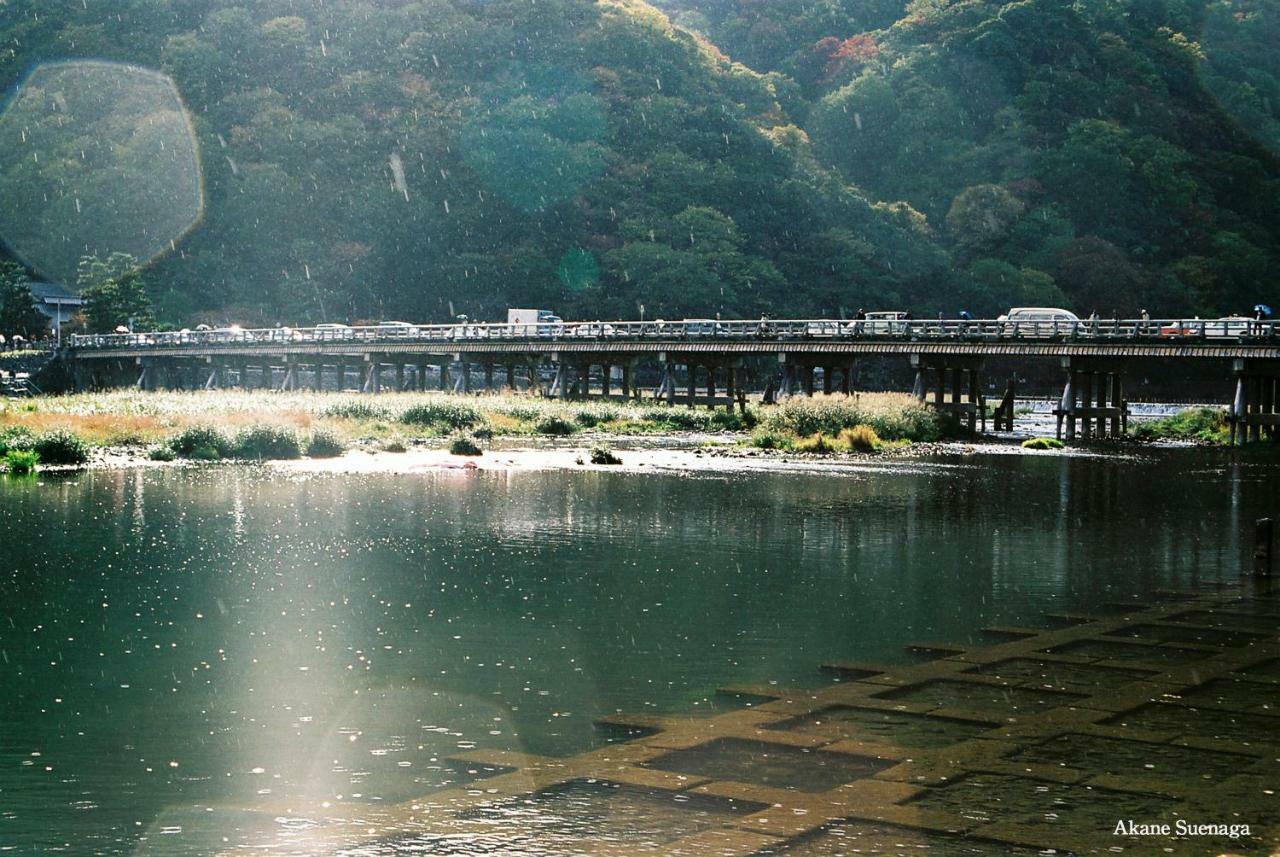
[{"xmin": 67, "ymin": 317, "xmax": 1280, "ymax": 443}]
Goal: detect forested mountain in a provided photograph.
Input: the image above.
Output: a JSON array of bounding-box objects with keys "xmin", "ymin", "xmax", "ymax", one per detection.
[{"xmin": 0, "ymin": 0, "xmax": 1277, "ymax": 327}]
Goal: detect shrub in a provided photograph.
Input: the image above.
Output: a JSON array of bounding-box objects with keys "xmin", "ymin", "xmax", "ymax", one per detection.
[
  {"xmin": 381, "ymin": 437, "xmax": 408, "ymax": 453},
  {"xmin": 1022, "ymin": 437, "xmax": 1065, "ymax": 450},
  {"xmin": 574, "ymin": 405, "xmax": 621, "ymax": 428},
  {"xmin": 169, "ymin": 424, "xmax": 233, "ymax": 459},
  {"xmin": 305, "ymin": 428, "xmax": 346, "ymax": 458},
  {"xmin": 763, "ymin": 394, "xmax": 941, "ymax": 442},
  {"xmin": 642, "ymin": 407, "xmax": 714, "ymax": 431},
  {"xmin": 321, "ymin": 399, "xmax": 391, "ymax": 421},
  {"xmin": 534, "ymin": 415, "xmax": 577, "ymax": 435},
  {"xmin": 33, "ymin": 429, "xmax": 90, "ymax": 465},
  {"xmin": 190, "ymin": 446, "xmax": 224, "ymax": 462},
  {"xmin": 400, "ymin": 400, "xmax": 483, "ymax": 430},
  {"xmin": 589, "ymin": 442, "xmax": 622, "ymax": 465},
  {"xmin": 794, "ymin": 432, "xmax": 836, "ymax": 453},
  {"xmin": 4, "ymin": 449, "xmax": 39, "ymax": 473},
  {"xmin": 499, "ymin": 403, "xmax": 546, "ymax": 422},
  {"xmin": 750, "ymin": 428, "xmax": 792, "ymax": 450},
  {"xmin": 146, "ymin": 445, "xmax": 177, "ymax": 462},
  {"xmin": 234, "ymin": 425, "xmax": 302, "ymax": 460},
  {"xmin": 0, "ymin": 426, "xmax": 35, "ymax": 455},
  {"xmin": 449, "ymin": 433, "xmax": 483, "ymax": 455},
  {"xmin": 710, "ymin": 408, "xmax": 758, "ymax": 431},
  {"xmin": 840, "ymin": 425, "xmax": 883, "ymax": 452},
  {"xmin": 1130, "ymin": 407, "xmax": 1229, "ymax": 444}
]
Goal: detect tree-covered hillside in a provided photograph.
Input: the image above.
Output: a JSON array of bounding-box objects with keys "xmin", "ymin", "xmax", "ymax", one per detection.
[
  {"xmin": 0, "ymin": 0, "xmax": 1277, "ymax": 326},
  {"xmin": 652, "ymin": 0, "xmax": 1280, "ymax": 317}
]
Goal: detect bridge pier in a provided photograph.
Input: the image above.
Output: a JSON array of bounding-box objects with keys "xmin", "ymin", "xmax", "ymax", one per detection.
[
  {"xmin": 910, "ymin": 354, "xmax": 984, "ymax": 434},
  {"xmin": 777, "ymin": 355, "xmax": 852, "ymax": 399},
  {"xmin": 1055, "ymin": 358, "xmax": 1128, "ymax": 441},
  {"xmin": 1229, "ymin": 359, "xmax": 1280, "ymax": 444},
  {"xmin": 653, "ymin": 355, "xmax": 677, "ymax": 404},
  {"xmin": 279, "ymin": 357, "xmax": 295, "ymax": 391},
  {"xmin": 992, "ymin": 378, "xmax": 1017, "ymax": 432}
]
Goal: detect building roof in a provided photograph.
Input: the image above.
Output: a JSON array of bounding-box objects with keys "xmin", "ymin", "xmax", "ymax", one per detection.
[{"xmin": 28, "ymin": 281, "xmax": 82, "ymax": 303}]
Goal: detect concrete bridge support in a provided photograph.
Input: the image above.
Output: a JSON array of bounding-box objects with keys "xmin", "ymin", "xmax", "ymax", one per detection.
[
  {"xmin": 1054, "ymin": 357, "xmax": 1128, "ymax": 441},
  {"xmin": 1229, "ymin": 358, "xmax": 1280, "ymax": 445}
]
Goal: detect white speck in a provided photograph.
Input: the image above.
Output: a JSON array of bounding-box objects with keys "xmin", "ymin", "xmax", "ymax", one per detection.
[{"xmin": 388, "ymin": 153, "xmax": 409, "ymax": 201}]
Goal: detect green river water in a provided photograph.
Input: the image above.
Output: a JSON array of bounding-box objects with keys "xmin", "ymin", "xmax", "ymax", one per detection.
[{"xmin": 0, "ymin": 449, "xmax": 1276, "ymax": 853}]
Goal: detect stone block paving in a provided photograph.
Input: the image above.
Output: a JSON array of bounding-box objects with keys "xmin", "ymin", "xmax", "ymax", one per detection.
[{"xmin": 216, "ymin": 586, "xmax": 1279, "ymax": 856}]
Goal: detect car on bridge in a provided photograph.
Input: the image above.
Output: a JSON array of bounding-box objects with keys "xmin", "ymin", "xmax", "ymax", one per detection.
[
  {"xmin": 376, "ymin": 321, "xmax": 417, "ymax": 337},
  {"xmin": 448, "ymin": 323, "xmax": 491, "ymax": 341},
  {"xmin": 1159, "ymin": 316, "xmax": 1254, "ymax": 338},
  {"xmin": 1204, "ymin": 316, "xmax": 1253, "ymax": 338},
  {"xmin": 805, "ymin": 320, "xmax": 844, "ymax": 337},
  {"xmin": 682, "ymin": 319, "xmax": 729, "ymax": 337},
  {"xmin": 847, "ymin": 311, "xmax": 910, "ymax": 336},
  {"xmin": 315, "ymin": 323, "xmax": 354, "ymax": 341},
  {"xmin": 998, "ymin": 307, "xmax": 1079, "ymax": 337},
  {"xmin": 569, "ymin": 322, "xmax": 616, "ymax": 338},
  {"xmin": 213, "ymin": 325, "xmax": 251, "ymax": 342}
]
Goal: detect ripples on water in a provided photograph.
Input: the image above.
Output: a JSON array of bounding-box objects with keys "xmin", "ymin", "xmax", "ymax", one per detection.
[{"xmin": 0, "ymin": 451, "xmax": 1275, "ymax": 853}]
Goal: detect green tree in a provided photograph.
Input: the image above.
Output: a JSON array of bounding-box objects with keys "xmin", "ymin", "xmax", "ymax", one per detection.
[
  {"xmin": 946, "ymin": 185, "xmax": 1026, "ymax": 256},
  {"xmin": 79, "ymin": 254, "xmax": 156, "ymax": 333},
  {"xmin": 0, "ymin": 261, "xmax": 45, "ymax": 339}
]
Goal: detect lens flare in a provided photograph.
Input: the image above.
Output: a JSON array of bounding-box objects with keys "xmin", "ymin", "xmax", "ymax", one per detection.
[{"xmin": 0, "ymin": 61, "xmax": 204, "ymax": 286}]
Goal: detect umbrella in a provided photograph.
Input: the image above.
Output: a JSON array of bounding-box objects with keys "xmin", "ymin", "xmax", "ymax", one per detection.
[{"xmin": 1255, "ymin": 304, "xmax": 1272, "ymax": 317}]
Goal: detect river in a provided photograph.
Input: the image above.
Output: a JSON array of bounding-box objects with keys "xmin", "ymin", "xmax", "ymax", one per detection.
[{"xmin": 0, "ymin": 449, "xmax": 1276, "ymax": 853}]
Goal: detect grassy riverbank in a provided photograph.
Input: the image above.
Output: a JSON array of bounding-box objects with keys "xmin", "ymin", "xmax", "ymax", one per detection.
[
  {"xmin": 1129, "ymin": 407, "xmax": 1231, "ymax": 444},
  {"xmin": 0, "ymin": 390, "xmax": 945, "ymax": 470}
]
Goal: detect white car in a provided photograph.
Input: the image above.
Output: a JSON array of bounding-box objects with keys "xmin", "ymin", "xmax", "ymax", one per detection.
[
  {"xmin": 805, "ymin": 320, "xmax": 843, "ymax": 337},
  {"xmin": 449, "ymin": 324, "xmax": 489, "ymax": 340},
  {"xmin": 1203, "ymin": 316, "xmax": 1253, "ymax": 338},
  {"xmin": 376, "ymin": 320, "xmax": 417, "ymax": 337},
  {"xmin": 998, "ymin": 307, "xmax": 1079, "ymax": 337},
  {"xmin": 315, "ymin": 322, "xmax": 353, "ymax": 341},
  {"xmin": 848, "ymin": 311, "xmax": 910, "ymax": 335},
  {"xmin": 215, "ymin": 325, "xmax": 251, "ymax": 342},
  {"xmin": 569, "ymin": 322, "xmax": 616, "ymax": 338},
  {"xmin": 681, "ymin": 319, "xmax": 728, "ymax": 337}
]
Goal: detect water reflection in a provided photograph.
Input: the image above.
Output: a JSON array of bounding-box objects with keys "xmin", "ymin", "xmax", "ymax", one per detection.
[{"xmin": 0, "ymin": 450, "xmax": 1277, "ymax": 853}]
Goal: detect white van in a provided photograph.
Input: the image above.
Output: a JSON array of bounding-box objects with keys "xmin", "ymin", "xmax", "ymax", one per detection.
[{"xmin": 998, "ymin": 307, "xmax": 1079, "ymax": 337}]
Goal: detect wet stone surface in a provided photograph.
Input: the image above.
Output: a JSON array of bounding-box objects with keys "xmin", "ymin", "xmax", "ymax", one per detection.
[
  {"xmin": 1041, "ymin": 638, "xmax": 1217, "ymax": 663},
  {"xmin": 759, "ymin": 820, "xmax": 1051, "ymax": 855},
  {"xmin": 1171, "ymin": 678, "xmax": 1280, "ymax": 715},
  {"xmin": 1102, "ymin": 623, "xmax": 1267, "ymax": 648},
  {"xmin": 1241, "ymin": 657, "xmax": 1280, "ymax": 680},
  {"xmin": 906, "ymin": 772, "xmax": 1180, "ymax": 828},
  {"xmin": 1105, "ymin": 701, "xmax": 1280, "ymax": 748},
  {"xmin": 964, "ymin": 658, "xmax": 1156, "ymax": 694},
  {"xmin": 644, "ymin": 738, "xmax": 894, "ymax": 792},
  {"xmin": 766, "ymin": 705, "xmax": 996, "ymax": 749},
  {"xmin": 1007, "ymin": 732, "xmax": 1255, "ymax": 782},
  {"xmin": 354, "ymin": 780, "xmax": 765, "ymax": 855},
  {"xmin": 1166, "ymin": 609, "xmax": 1280, "ymax": 634},
  {"xmin": 872, "ymin": 679, "xmax": 1086, "ymax": 717}
]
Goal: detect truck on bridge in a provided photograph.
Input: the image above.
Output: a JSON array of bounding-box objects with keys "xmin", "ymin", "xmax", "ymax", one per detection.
[{"xmin": 507, "ymin": 308, "xmax": 562, "ymax": 336}]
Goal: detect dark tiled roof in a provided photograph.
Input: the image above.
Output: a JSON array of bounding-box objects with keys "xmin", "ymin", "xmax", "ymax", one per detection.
[{"xmin": 27, "ymin": 281, "xmax": 82, "ymax": 303}]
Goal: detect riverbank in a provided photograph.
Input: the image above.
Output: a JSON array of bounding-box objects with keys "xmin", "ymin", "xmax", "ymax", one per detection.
[
  {"xmin": 0, "ymin": 389, "xmax": 1252, "ymax": 474},
  {"xmin": 0, "ymin": 389, "xmax": 945, "ymax": 468}
]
